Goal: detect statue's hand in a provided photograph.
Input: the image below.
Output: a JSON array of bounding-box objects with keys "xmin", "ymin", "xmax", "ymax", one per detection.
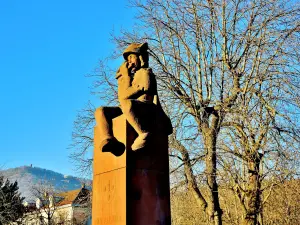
[
  {"xmin": 132, "ymin": 68, "xmax": 152, "ymax": 92},
  {"xmin": 132, "ymin": 80, "xmax": 144, "ymax": 91}
]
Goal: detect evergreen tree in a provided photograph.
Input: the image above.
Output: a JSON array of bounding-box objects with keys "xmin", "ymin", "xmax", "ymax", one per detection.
[{"xmin": 0, "ymin": 176, "xmax": 25, "ymax": 225}]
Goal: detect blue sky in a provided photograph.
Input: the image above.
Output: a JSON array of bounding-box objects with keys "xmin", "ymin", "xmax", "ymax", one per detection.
[{"xmin": 0, "ymin": 0, "xmax": 135, "ymax": 176}]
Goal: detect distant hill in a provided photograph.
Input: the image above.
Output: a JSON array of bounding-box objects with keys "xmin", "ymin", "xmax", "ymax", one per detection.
[{"xmin": 0, "ymin": 166, "xmax": 90, "ymax": 202}]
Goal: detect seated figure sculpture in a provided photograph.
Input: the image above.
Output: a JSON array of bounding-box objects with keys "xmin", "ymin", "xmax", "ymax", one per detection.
[{"xmin": 95, "ymin": 43, "xmax": 172, "ymax": 155}]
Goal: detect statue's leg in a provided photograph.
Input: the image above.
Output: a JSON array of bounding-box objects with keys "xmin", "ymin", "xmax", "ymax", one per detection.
[
  {"xmin": 120, "ymin": 100, "xmax": 154, "ymax": 151},
  {"xmin": 94, "ymin": 106, "xmax": 125, "ymax": 156},
  {"xmin": 119, "ymin": 100, "xmax": 144, "ymax": 135}
]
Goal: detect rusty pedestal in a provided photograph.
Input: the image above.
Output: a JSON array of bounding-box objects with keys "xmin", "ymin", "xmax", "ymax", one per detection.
[{"xmin": 92, "ymin": 114, "xmax": 171, "ymax": 225}]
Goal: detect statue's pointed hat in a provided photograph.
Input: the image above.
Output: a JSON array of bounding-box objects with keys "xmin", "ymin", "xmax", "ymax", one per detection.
[{"xmin": 123, "ymin": 43, "xmax": 148, "ymax": 60}]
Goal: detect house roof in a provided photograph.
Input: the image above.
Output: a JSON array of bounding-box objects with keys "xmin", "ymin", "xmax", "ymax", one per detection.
[
  {"xmin": 56, "ymin": 188, "xmax": 84, "ymax": 206},
  {"xmin": 24, "ymin": 187, "xmax": 90, "ymax": 213}
]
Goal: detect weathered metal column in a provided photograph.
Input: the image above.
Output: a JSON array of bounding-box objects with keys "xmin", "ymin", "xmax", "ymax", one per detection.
[{"xmin": 92, "ymin": 114, "xmax": 171, "ymax": 225}]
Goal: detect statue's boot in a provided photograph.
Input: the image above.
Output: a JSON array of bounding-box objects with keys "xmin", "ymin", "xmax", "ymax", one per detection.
[
  {"xmin": 100, "ymin": 137, "xmax": 125, "ymax": 156},
  {"xmin": 131, "ymin": 132, "xmax": 151, "ymax": 151}
]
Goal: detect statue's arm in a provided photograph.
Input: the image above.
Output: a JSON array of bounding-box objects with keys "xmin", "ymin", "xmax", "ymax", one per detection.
[
  {"xmin": 116, "ymin": 62, "xmax": 143, "ymax": 100},
  {"xmin": 118, "ymin": 75, "xmax": 143, "ymax": 100},
  {"xmin": 132, "ymin": 68, "xmax": 156, "ymax": 93}
]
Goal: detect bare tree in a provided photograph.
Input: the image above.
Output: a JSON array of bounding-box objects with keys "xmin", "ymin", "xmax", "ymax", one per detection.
[
  {"xmin": 110, "ymin": 0, "xmax": 299, "ymax": 224},
  {"xmin": 70, "ymin": 0, "xmax": 300, "ymax": 224},
  {"xmin": 30, "ymin": 181, "xmax": 61, "ymax": 225},
  {"xmin": 263, "ymin": 179, "xmax": 300, "ymax": 225},
  {"xmin": 219, "ymin": 90, "xmax": 300, "ymax": 224},
  {"xmin": 69, "ymin": 102, "xmax": 95, "ymax": 177}
]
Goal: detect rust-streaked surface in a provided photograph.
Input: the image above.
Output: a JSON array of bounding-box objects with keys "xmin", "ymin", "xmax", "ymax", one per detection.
[
  {"xmin": 127, "ymin": 169, "xmax": 171, "ymax": 225},
  {"xmin": 93, "ymin": 168, "xmax": 126, "ymax": 225},
  {"xmin": 93, "ymin": 115, "xmax": 127, "ymax": 176},
  {"xmin": 92, "ymin": 115, "xmax": 171, "ymax": 225}
]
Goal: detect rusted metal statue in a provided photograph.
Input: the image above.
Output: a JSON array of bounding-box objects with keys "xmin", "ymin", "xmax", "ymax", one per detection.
[{"xmin": 95, "ymin": 43, "xmax": 172, "ymax": 155}]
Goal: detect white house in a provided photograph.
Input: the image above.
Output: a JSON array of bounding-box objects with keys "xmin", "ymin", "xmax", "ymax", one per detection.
[{"xmin": 21, "ymin": 187, "xmax": 90, "ymax": 225}]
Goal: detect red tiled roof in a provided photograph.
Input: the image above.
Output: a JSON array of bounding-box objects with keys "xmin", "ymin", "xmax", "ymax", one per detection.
[
  {"xmin": 24, "ymin": 187, "xmax": 90, "ymax": 211},
  {"xmin": 56, "ymin": 188, "xmax": 82, "ymax": 206}
]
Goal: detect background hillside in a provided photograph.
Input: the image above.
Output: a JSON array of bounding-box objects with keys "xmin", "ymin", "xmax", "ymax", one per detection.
[{"xmin": 0, "ymin": 166, "xmax": 90, "ymax": 202}]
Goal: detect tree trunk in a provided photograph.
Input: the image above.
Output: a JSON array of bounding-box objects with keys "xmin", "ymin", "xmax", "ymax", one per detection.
[
  {"xmin": 243, "ymin": 153, "xmax": 262, "ymax": 225},
  {"xmin": 175, "ymin": 139, "xmax": 208, "ymax": 212},
  {"xmin": 203, "ymin": 128, "xmax": 223, "ymax": 225},
  {"xmin": 182, "ymin": 151, "xmax": 208, "ymax": 212}
]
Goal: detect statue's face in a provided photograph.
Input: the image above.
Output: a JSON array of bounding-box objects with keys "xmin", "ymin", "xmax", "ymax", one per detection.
[{"xmin": 127, "ymin": 53, "xmax": 140, "ymax": 73}]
